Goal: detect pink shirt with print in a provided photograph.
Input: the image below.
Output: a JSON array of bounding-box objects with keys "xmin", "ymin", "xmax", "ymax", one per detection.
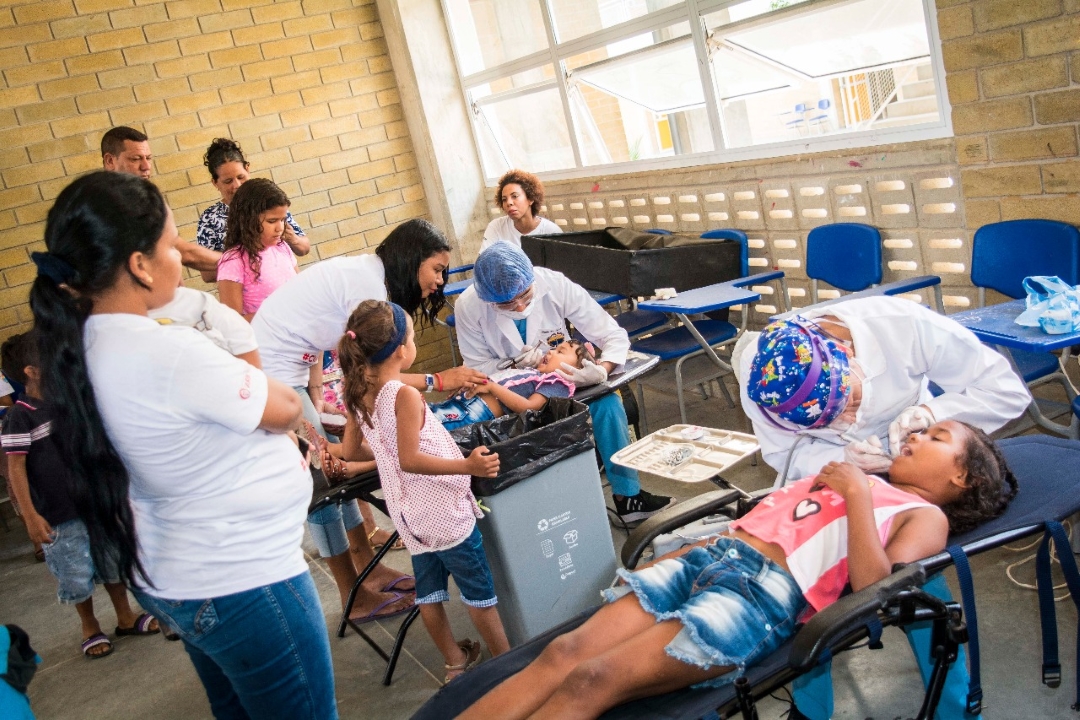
[{"xmin": 216, "ymin": 241, "xmax": 298, "ymax": 316}]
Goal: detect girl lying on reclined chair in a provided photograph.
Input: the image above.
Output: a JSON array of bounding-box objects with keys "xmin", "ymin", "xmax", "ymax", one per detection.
[{"xmin": 458, "ymin": 419, "xmax": 1016, "ymax": 720}]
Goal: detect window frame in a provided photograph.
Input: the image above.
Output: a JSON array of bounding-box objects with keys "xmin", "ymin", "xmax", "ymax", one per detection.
[{"xmin": 440, "ymin": 0, "xmax": 953, "ymax": 182}]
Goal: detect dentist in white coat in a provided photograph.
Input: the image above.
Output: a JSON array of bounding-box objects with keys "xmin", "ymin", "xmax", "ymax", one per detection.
[{"xmin": 454, "ymin": 242, "xmax": 675, "ymax": 524}]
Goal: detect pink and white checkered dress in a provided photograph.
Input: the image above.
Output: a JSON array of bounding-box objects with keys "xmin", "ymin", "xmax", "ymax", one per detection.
[{"xmin": 362, "ymin": 380, "xmax": 483, "ymax": 554}]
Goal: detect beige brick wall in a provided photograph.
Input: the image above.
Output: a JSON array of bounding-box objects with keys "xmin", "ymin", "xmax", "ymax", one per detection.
[
  {"xmin": 940, "ymin": 0, "xmax": 1080, "ymax": 227},
  {"xmin": 1, "ymin": 0, "xmax": 450, "ymax": 365}
]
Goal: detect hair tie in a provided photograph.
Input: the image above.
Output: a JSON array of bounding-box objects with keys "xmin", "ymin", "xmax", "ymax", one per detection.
[
  {"xmin": 346, "ymin": 330, "xmax": 356, "ymax": 339},
  {"xmin": 31, "ymin": 251, "xmax": 76, "ymax": 285},
  {"xmin": 369, "ymin": 302, "xmax": 407, "ymax": 364}
]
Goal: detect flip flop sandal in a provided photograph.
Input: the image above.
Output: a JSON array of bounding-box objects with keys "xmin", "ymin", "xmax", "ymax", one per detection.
[
  {"xmin": 382, "ymin": 575, "xmax": 416, "ymax": 593},
  {"xmin": 81, "ymin": 633, "xmax": 113, "ymax": 659},
  {"xmin": 348, "ymin": 591, "xmax": 415, "ymax": 625},
  {"xmin": 116, "ymin": 612, "xmax": 160, "ymax": 636},
  {"xmin": 368, "ymin": 528, "xmax": 406, "ymax": 552},
  {"xmin": 444, "ymin": 639, "xmax": 483, "ymax": 685}
]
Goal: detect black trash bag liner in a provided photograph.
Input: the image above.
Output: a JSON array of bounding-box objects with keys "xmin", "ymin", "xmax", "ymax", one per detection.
[
  {"xmin": 450, "ymin": 397, "xmax": 595, "ymax": 497},
  {"xmin": 605, "ymin": 227, "xmax": 723, "ymax": 249}
]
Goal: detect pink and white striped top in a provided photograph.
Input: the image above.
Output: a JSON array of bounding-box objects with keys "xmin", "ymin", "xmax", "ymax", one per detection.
[
  {"xmin": 361, "ymin": 380, "xmax": 483, "ymax": 554},
  {"xmin": 730, "ymin": 475, "xmax": 933, "ymax": 614}
]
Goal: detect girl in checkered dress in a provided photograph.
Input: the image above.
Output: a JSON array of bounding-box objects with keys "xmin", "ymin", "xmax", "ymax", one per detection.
[{"xmin": 337, "ymin": 299, "xmax": 510, "ymax": 685}]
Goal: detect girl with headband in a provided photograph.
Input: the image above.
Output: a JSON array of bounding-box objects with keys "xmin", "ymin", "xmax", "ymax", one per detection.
[{"xmin": 335, "ymin": 300, "xmax": 510, "ymax": 685}]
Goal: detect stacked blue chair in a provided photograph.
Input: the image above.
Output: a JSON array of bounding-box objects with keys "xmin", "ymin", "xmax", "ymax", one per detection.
[
  {"xmin": 630, "ymin": 229, "xmax": 788, "ymax": 425},
  {"xmin": 970, "ymin": 219, "xmax": 1080, "ymax": 432}
]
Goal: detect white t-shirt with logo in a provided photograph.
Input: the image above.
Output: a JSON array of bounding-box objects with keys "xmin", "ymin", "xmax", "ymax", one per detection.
[
  {"xmin": 252, "ymin": 254, "xmax": 387, "ymax": 386},
  {"xmin": 84, "ymin": 313, "xmax": 310, "ymax": 600}
]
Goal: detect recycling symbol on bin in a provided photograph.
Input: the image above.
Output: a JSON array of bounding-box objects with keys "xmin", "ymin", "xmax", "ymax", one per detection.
[{"xmin": 537, "ymin": 518, "xmax": 550, "ymax": 532}]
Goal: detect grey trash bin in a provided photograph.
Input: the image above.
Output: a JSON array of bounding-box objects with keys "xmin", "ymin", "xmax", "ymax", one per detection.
[{"xmin": 451, "ymin": 398, "xmax": 618, "ymax": 647}]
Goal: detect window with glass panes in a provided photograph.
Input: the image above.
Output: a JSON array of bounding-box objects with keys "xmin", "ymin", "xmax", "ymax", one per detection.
[{"xmin": 441, "ymin": 0, "xmax": 951, "ymax": 180}]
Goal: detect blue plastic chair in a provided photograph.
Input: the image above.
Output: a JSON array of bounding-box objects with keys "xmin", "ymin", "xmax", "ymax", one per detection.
[
  {"xmin": 805, "ymin": 222, "xmax": 883, "ymax": 303},
  {"xmin": 438, "ymin": 264, "xmax": 474, "ymax": 366},
  {"xmin": 970, "ymin": 220, "xmax": 1080, "ymax": 427},
  {"xmin": 630, "ymin": 229, "xmax": 788, "ymax": 425},
  {"xmin": 807, "ymin": 99, "xmax": 832, "ymax": 131},
  {"xmin": 785, "ymin": 103, "xmax": 809, "ymax": 131}
]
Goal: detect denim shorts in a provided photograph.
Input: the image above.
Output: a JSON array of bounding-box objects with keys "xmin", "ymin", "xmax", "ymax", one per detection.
[
  {"xmin": 428, "ymin": 393, "xmax": 495, "ymax": 431},
  {"xmin": 295, "ymin": 385, "xmax": 364, "ymax": 558},
  {"xmin": 412, "ymin": 524, "xmax": 497, "ymax": 608},
  {"xmin": 603, "ymin": 536, "xmax": 806, "ymax": 688},
  {"xmin": 42, "ymin": 519, "xmax": 122, "ymax": 605}
]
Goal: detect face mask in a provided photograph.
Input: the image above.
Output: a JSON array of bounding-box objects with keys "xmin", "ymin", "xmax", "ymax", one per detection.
[{"xmin": 497, "ymin": 300, "xmax": 534, "ymax": 320}]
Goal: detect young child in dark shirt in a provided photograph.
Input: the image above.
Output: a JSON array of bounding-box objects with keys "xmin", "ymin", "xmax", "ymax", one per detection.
[{"xmin": 1, "ymin": 332, "xmax": 161, "ymax": 658}]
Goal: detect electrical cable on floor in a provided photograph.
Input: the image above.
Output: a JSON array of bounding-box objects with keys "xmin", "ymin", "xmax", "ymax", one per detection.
[{"xmin": 1000, "ymin": 519, "xmax": 1073, "ymax": 601}]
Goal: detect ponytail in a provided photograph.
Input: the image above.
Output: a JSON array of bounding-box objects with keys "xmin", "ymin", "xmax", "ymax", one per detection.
[
  {"xmin": 338, "ymin": 300, "xmax": 400, "ymax": 427},
  {"xmin": 31, "ymin": 171, "xmax": 167, "ymax": 588}
]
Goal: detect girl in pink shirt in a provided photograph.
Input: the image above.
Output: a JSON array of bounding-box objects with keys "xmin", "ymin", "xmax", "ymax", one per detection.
[
  {"xmin": 338, "ymin": 299, "xmax": 511, "ymax": 685},
  {"xmin": 217, "ymin": 178, "xmax": 298, "ymax": 320},
  {"xmin": 461, "ymin": 420, "xmax": 1017, "ymax": 719}
]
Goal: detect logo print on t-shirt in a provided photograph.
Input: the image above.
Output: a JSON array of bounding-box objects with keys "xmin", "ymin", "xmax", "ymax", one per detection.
[{"xmin": 792, "ymin": 499, "xmax": 821, "ymax": 521}]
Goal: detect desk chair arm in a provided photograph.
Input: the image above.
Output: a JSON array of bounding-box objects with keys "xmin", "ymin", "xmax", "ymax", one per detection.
[
  {"xmin": 730, "ymin": 270, "xmax": 789, "ymax": 314},
  {"xmin": 774, "ymin": 275, "xmax": 943, "ymax": 319},
  {"xmin": 790, "ymin": 562, "xmax": 927, "ymax": 671},
  {"xmin": 621, "ymin": 489, "xmax": 743, "ymax": 569},
  {"xmin": 448, "ymin": 264, "xmax": 474, "ymax": 277}
]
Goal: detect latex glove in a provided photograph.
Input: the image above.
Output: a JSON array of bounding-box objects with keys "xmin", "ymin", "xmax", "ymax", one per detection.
[
  {"xmin": 512, "ymin": 344, "xmax": 545, "ymax": 369},
  {"xmin": 555, "ymin": 359, "xmax": 608, "ymax": 387},
  {"xmin": 843, "ymin": 435, "xmax": 894, "ymax": 474},
  {"xmin": 888, "ymin": 405, "xmax": 936, "ymax": 456}
]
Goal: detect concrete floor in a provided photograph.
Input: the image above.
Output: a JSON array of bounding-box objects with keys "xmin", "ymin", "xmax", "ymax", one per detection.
[{"xmin": 1, "ymin": 352, "xmax": 1077, "ymax": 719}]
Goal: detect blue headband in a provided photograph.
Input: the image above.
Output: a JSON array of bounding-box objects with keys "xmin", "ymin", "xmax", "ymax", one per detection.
[
  {"xmin": 31, "ymin": 251, "xmax": 76, "ymax": 285},
  {"xmin": 369, "ymin": 302, "xmax": 408, "ymax": 364}
]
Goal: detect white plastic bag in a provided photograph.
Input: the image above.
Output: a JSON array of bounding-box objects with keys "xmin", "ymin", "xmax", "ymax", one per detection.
[{"xmin": 1014, "ymin": 276, "xmax": 1080, "ymax": 334}]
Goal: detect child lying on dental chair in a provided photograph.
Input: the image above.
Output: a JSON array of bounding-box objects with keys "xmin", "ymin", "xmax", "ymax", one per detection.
[
  {"xmin": 458, "ymin": 419, "xmax": 1016, "ymax": 720},
  {"xmin": 430, "ymin": 340, "xmax": 601, "ymax": 430}
]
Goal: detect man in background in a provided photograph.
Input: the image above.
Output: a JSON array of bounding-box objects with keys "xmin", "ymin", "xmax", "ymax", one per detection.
[{"xmin": 100, "ymin": 126, "xmax": 219, "ymax": 273}]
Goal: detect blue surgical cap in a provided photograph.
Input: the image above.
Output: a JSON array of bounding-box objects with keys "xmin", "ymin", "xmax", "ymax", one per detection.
[{"xmin": 473, "ymin": 241, "xmax": 535, "ymax": 304}]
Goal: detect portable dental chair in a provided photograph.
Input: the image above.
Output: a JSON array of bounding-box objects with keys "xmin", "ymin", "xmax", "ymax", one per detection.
[
  {"xmin": 307, "ymin": 353, "xmax": 660, "ymax": 685},
  {"xmin": 412, "ymin": 434, "xmax": 1080, "ymax": 720}
]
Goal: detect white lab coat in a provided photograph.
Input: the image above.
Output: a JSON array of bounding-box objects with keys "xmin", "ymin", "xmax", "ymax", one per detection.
[
  {"xmin": 455, "ymin": 266, "xmax": 630, "ymax": 375},
  {"xmin": 737, "ymin": 296, "xmax": 1031, "ymax": 482}
]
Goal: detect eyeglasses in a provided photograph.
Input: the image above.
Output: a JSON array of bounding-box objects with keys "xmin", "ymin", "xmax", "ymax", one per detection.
[{"xmin": 494, "ymin": 284, "xmax": 535, "ymax": 310}]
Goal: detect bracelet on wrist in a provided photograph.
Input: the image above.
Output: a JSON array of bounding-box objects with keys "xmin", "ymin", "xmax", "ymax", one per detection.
[{"xmin": 435, "ymin": 372, "xmax": 444, "ymax": 391}]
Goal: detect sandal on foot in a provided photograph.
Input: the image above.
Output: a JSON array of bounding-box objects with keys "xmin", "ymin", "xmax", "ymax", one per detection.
[
  {"xmin": 348, "ymin": 592, "xmax": 415, "ymax": 625},
  {"xmin": 444, "ymin": 639, "xmax": 482, "ymax": 685},
  {"xmin": 81, "ymin": 633, "xmax": 113, "ymax": 659},
  {"xmin": 382, "ymin": 575, "xmax": 415, "ymax": 593},
  {"xmin": 116, "ymin": 612, "xmax": 159, "ymax": 636},
  {"xmin": 368, "ymin": 528, "xmax": 405, "ymax": 552}
]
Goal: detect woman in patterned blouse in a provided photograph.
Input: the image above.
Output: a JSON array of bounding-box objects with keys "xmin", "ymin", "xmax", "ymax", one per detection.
[{"xmin": 195, "ymin": 138, "xmax": 310, "ymax": 281}]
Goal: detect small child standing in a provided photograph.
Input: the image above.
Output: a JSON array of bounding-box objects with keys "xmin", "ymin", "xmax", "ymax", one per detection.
[
  {"xmin": 0, "ymin": 332, "xmax": 160, "ymax": 659},
  {"xmin": 216, "ymin": 178, "xmax": 298, "ymax": 321},
  {"xmin": 338, "ymin": 300, "xmax": 511, "ymax": 684},
  {"xmin": 430, "ymin": 340, "xmax": 600, "ymax": 430}
]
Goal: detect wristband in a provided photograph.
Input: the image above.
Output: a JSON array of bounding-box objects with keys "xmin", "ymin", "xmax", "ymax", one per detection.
[
  {"xmin": 435, "ymin": 372, "xmax": 444, "ymax": 392},
  {"xmin": 424, "ymin": 374, "xmax": 435, "ymax": 393}
]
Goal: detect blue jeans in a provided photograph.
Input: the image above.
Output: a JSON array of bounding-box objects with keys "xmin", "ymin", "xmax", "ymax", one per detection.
[
  {"xmin": 135, "ymin": 572, "xmax": 337, "ymax": 720},
  {"xmin": 586, "ymin": 392, "xmax": 640, "ymax": 496},
  {"xmin": 792, "ymin": 573, "xmax": 979, "ymax": 720}
]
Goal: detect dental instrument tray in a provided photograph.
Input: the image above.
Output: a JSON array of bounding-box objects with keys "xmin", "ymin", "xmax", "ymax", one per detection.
[{"xmin": 610, "ymin": 425, "xmax": 759, "ymax": 482}]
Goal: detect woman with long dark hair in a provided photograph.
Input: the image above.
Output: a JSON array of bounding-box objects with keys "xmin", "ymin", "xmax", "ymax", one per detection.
[
  {"xmin": 32, "ymin": 171, "xmax": 336, "ymax": 719},
  {"xmin": 251, "ymin": 217, "xmax": 486, "ymax": 623}
]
